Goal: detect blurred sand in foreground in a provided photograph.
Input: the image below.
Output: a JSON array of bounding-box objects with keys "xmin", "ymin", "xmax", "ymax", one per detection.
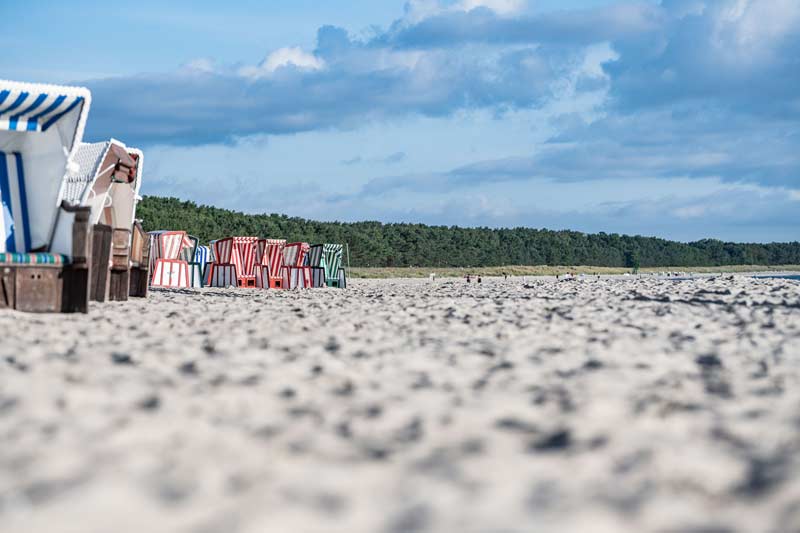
[{"xmin": 1, "ymin": 277, "xmax": 799, "ymax": 533}]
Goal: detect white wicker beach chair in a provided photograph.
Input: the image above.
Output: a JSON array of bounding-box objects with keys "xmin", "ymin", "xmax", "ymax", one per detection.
[{"xmin": 67, "ymin": 139, "xmax": 144, "ymax": 301}]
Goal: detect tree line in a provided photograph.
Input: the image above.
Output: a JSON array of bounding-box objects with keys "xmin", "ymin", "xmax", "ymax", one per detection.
[{"xmin": 138, "ymin": 196, "xmax": 800, "ymax": 268}]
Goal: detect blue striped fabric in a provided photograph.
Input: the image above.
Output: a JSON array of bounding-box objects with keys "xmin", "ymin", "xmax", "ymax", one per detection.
[
  {"xmin": 0, "ymin": 87, "xmax": 85, "ymax": 133},
  {"xmin": 194, "ymin": 245, "xmax": 210, "ymax": 265},
  {"xmin": 0, "ymin": 152, "xmax": 31, "ymax": 253}
]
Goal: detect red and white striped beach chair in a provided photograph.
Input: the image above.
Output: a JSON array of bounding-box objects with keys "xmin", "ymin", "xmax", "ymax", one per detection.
[
  {"xmin": 149, "ymin": 231, "xmax": 192, "ymax": 288},
  {"xmin": 254, "ymin": 238, "xmax": 286, "ymax": 289},
  {"xmin": 282, "ymin": 242, "xmax": 311, "ymax": 289},
  {"xmin": 207, "ymin": 236, "xmax": 259, "ymax": 288}
]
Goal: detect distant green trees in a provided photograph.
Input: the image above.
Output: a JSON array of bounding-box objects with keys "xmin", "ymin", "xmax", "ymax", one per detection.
[{"xmin": 137, "ymin": 196, "xmax": 800, "ymax": 268}]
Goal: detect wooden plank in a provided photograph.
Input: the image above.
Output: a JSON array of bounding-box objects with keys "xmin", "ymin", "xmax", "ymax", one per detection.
[
  {"xmin": 61, "ymin": 266, "xmax": 89, "ymax": 313},
  {"xmin": 0, "ymin": 267, "xmax": 15, "ymax": 308},
  {"xmin": 109, "ymin": 269, "xmax": 130, "ymax": 301},
  {"xmin": 90, "ymin": 224, "xmax": 112, "ymax": 302},
  {"xmin": 15, "ymin": 268, "xmax": 61, "ymax": 313},
  {"xmin": 129, "ymin": 266, "xmax": 149, "ymax": 298}
]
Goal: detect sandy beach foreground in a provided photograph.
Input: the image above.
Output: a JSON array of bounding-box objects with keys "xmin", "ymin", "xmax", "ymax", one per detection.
[{"xmin": 1, "ymin": 277, "xmax": 799, "ymax": 533}]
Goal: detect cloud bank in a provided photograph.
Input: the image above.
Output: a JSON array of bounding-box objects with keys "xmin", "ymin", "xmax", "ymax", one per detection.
[{"xmin": 82, "ymin": 0, "xmax": 799, "ymax": 234}]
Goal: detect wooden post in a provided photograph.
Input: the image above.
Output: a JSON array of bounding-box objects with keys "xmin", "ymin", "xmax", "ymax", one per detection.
[
  {"xmin": 90, "ymin": 224, "xmax": 113, "ymax": 302},
  {"xmin": 62, "ymin": 204, "xmax": 92, "ymax": 313}
]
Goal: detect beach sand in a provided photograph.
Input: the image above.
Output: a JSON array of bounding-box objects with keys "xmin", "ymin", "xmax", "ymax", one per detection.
[{"xmin": 1, "ymin": 277, "xmax": 799, "ymax": 533}]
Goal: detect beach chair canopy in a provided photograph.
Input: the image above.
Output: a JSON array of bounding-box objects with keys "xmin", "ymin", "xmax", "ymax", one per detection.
[
  {"xmin": 65, "ymin": 139, "xmax": 143, "ymax": 230},
  {"xmin": 284, "ymin": 242, "xmax": 310, "ymax": 267},
  {"xmin": 213, "ymin": 236, "xmax": 258, "ymax": 276},
  {"xmin": 256, "ymin": 238, "xmax": 286, "ymax": 278},
  {"xmin": 149, "ymin": 230, "xmax": 192, "ymax": 261},
  {"xmin": 0, "ymin": 80, "xmax": 91, "ymax": 253}
]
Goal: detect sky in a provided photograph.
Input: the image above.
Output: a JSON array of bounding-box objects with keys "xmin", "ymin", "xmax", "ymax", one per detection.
[{"xmin": 1, "ymin": 0, "xmax": 798, "ymax": 243}]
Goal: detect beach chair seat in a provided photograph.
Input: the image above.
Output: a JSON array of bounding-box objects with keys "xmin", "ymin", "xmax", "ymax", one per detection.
[
  {"xmin": 0, "ymin": 81, "xmax": 93, "ymax": 313},
  {"xmin": 151, "ymin": 259, "xmax": 190, "ymax": 288},
  {"xmin": 207, "ymin": 264, "xmax": 237, "ymax": 288},
  {"xmin": 310, "ymin": 267, "xmax": 325, "ymax": 288},
  {"xmin": 254, "ymin": 238, "xmax": 286, "ymax": 289},
  {"xmin": 282, "ymin": 266, "xmax": 312, "ymax": 289}
]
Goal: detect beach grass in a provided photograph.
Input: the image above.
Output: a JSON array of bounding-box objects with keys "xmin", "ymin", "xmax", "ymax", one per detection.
[{"xmin": 348, "ymin": 264, "xmax": 800, "ymax": 279}]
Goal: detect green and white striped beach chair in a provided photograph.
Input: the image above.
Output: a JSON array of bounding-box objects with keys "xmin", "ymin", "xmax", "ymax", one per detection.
[{"xmin": 308, "ymin": 243, "xmax": 346, "ymax": 288}]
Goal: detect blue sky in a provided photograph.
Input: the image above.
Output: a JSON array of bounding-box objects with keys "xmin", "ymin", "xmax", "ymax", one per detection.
[{"xmin": 2, "ymin": 0, "xmax": 798, "ymax": 242}]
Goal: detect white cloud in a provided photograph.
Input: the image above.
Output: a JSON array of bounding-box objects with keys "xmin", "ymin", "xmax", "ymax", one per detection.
[
  {"xmin": 239, "ymin": 47, "xmax": 325, "ymax": 78},
  {"xmin": 458, "ymin": 0, "xmax": 526, "ymax": 15},
  {"xmin": 181, "ymin": 58, "xmax": 216, "ymax": 74},
  {"xmin": 713, "ymin": 0, "xmax": 800, "ymax": 64},
  {"xmin": 403, "ymin": 0, "xmax": 525, "ymax": 22}
]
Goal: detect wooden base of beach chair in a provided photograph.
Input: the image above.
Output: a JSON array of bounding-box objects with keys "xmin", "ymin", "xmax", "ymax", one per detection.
[
  {"xmin": 151, "ymin": 259, "xmax": 190, "ymax": 288},
  {"xmin": 254, "ymin": 265, "xmax": 284, "ymax": 289},
  {"xmin": 239, "ymin": 276, "xmax": 257, "ymax": 288},
  {"xmin": 0, "ymin": 265, "xmax": 89, "ymax": 313},
  {"xmin": 282, "ymin": 266, "xmax": 311, "ymax": 289},
  {"xmin": 322, "ymin": 268, "xmax": 347, "ymax": 288},
  {"xmin": 108, "ymin": 269, "xmax": 130, "ymax": 301},
  {"xmin": 61, "ymin": 265, "xmax": 90, "ymax": 313},
  {"xmin": 129, "ymin": 266, "xmax": 149, "ymax": 298},
  {"xmin": 188, "ymin": 262, "xmax": 205, "ymax": 288},
  {"xmin": 311, "ymin": 267, "xmax": 325, "ymax": 288},
  {"xmin": 207, "ymin": 264, "xmax": 237, "ymax": 288},
  {"xmin": 9, "ymin": 268, "xmax": 62, "ymax": 312},
  {"xmin": 0, "ymin": 204, "xmax": 91, "ymax": 314},
  {"xmin": 90, "ymin": 224, "xmax": 112, "ymax": 302}
]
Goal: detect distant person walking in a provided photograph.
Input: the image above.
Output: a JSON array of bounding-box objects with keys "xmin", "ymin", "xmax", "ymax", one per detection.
[
  {"xmin": 466, "ymin": 274, "xmax": 471, "ymax": 283},
  {"xmin": 477, "ymin": 276, "xmax": 482, "ymax": 284}
]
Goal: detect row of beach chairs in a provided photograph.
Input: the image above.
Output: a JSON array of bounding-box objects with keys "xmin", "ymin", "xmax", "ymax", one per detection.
[
  {"xmin": 0, "ymin": 78, "xmax": 347, "ymax": 314},
  {"xmin": 0, "ymin": 79, "xmax": 150, "ymax": 313},
  {"xmin": 148, "ymin": 233, "xmax": 347, "ymax": 290}
]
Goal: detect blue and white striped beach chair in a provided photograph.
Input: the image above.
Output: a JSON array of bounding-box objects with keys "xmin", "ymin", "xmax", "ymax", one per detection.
[
  {"xmin": 190, "ymin": 242, "xmax": 210, "ymax": 288},
  {"xmin": 0, "ymin": 80, "xmax": 94, "ymax": 312}
]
